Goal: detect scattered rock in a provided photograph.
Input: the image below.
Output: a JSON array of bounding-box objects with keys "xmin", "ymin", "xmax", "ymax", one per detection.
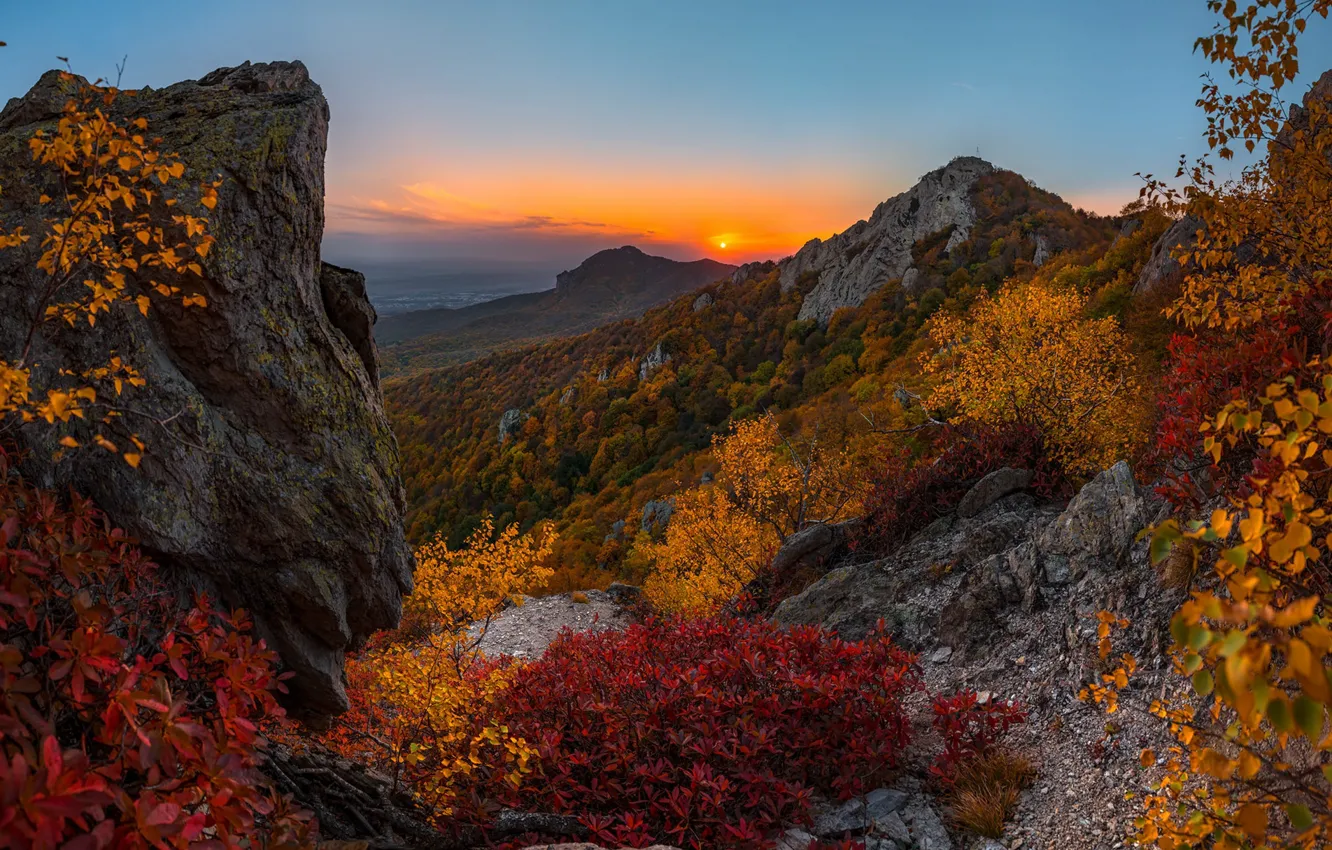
[
  {"xmin": 468, "ymin": 590, "xmax": 635, "ymax": 659},
  {"xmin": 902, "ymin": 797, "xmax": 953, "ymax": 850},
  {"xmin": 956, "ymin": 467, "xmax": 1033, "ymax": 519},
  {"xmin": 0, "ymin": 61, "xmax": 412, "ymax": 719}
]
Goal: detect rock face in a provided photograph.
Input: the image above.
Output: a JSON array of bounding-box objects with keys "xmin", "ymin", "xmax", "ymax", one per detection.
[
  {"xmin": 770, "ymin": 519, "xmax": 860, "ymax": 578},
  {"xmin": 782, "ymin": 157, "xmax": 995, "ymax": 324},
  {"xmin": 955, "ymin": 467, "xmax": 1033, "ymax": 519},
  {"xmin": 0, "ymin": 62, "xmax": 413, "ymax": 718},
  {"xmin": 692, "ymin": 291, "xmax": 714, "ymax": 312},
  {"xmin": 639, "ymin": 340, "xmax": 672, "ymax": 380},
  {"xmin": 1133, "ymin": 215, "xmax": 1202, "ymax": 297},
  {"xmin": 499, "ymin": 408, "xmax": 526, "ymax": 443},
  {"xmin": 774, "ymin": 462, "xmax": 1146, "ymax": 653}
]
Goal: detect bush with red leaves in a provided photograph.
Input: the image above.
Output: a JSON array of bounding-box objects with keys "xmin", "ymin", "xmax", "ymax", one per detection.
[
  {"xmin": 0, "ymin": 448, "xmax": 312, "ymax": 849},
  {"xmin": 929, "ymin": 690, "xmax": 1027, "ymax": 786},
  {"xmin": 1143, "ymin": 288, "xmax": 1332, "ymax": 508},
  {"xmin": 856, "ymin": 422, "xmax": 1069, "ymax": 555},
  {"xmin": 472, "ymin": 616, "xmax": 920, "ymax": 850}
]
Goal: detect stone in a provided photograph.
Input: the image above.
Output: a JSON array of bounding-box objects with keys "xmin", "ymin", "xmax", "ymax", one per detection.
[
  {"xmin": 641, "ymin": 498, "xmax": 674, "ymax": 533},
  {"xmin": 692, "ymin": 291, "xmax": 714, "ymax": 312},
  {"xmin": 810, "ymin": 787, "xmax": 908, "ymax": 837},
  {"xmin": 639, "ymin": 339, "xmax": 671, "ymax": 380},
  {"xmin": 872, "ymin": 811, "xmax": 912, "ymax": 846},
  {"xmin": 783, "ymin": 157, "xmax": 995, "ymax": 324},
  {"xmin": 1036, "ymin": 460, "xmax": 1144, "ymax": 585},
  {"xmin": 498, "ymin": 408, "xmax": 526, "ymax": 443},
  {"xmin": 1133, "ymin": 215, "xmax": 1203, "ymax": 298},
  {"xmin": 956, "ymin": 467, "xmax": 1033, "ymax": 519},
  {"xmin": 1032, "ymin": 234, "xmax": 1052, "ymax": 267},
  {"xmin": 776, "ymin": 829, "xmax": 818, "ymax": 850},
  {"xmin": 605, "ymin": 582, "xmax": 642, "ymax": 604},
  {"xmin": 903, "ymin": 797, "xmax": 953, "ymax": 850},
  {"xmin": 930, "ymin": 646, "xmax": 954, "ymax": 664},
  {"xmin": 0, "ymin": 62, "xmax": 411, "ymax": 719},
  {"xmin": 770, "ymin": 519, "xmax": 860, "ymax": 579},
  {"xmin": 731, "ymin": 259, "xmax": 777, "ymax": 285}
]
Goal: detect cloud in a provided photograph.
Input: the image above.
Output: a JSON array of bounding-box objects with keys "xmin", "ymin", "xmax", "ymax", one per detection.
[{"xmin": 950, "ymin": 82, "xmax": 976, "ymax": 91}]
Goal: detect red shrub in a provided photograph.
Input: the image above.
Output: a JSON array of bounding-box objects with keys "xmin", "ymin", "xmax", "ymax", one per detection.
[
  {"xmin": 857, "ymin": 422, "xmax": 1068, "ymax": 555},
  {"xmin": 929, "ymin": 691, "xmax": 1027, "ymax": 786},
  {"xmin": 474, "ymin": 616, "xmax": 920, "ymax": 850},
  {"xmin": 0, "ymin": 448, "xmax": 312, "ymax": 849}
]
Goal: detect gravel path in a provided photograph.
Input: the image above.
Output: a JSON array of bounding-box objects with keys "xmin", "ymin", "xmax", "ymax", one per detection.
[{"xmin": 468, "ymin": 590, "xmax": 636, "ymax": 659}]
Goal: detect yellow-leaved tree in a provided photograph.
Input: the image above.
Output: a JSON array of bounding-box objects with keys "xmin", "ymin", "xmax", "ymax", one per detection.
[
  {"xmin": 329, "ymin": 518, "xmax": 553, "ymax": 815},
  {"xmin": 0, "ymin": 72, "xmax": 217, "ymax": 464},
  {"xmin": 640, "ymin": 415, "xmax": 862, "ymax": 613},
  {"xmin": 923, "ymin": 281, "xmax": 1146, "ymax": 474},
  {"xmin": 1081, "ymin": 2, "xmax": 1332, "ymax": 848}
]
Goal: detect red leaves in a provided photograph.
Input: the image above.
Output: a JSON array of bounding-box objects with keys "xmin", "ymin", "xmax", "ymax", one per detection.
[
  {"xmin": 857, "ymin": 422, "xmax": 1069, "ymax": 556},
  {"xmin": 928, "ymin": 690, "xmax": 1027, "ymax": 786},
  {"xmin": 0, "ymin": 446, "xmax": 313, "ymax": 849},
  {"xmin": 465, "ymin": 616, "xmax": 921, "ymax": 849}
]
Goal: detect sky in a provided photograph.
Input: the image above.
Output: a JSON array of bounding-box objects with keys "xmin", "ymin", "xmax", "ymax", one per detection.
[{"xmin": 4, "ymin": 1, "xmax": 1332, "ymax": 277}]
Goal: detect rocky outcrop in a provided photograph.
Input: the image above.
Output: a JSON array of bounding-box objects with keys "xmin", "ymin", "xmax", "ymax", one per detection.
[
  {"xmin": 955, "ymin": 467, "xmax": 1033, "ymax": 519},
  {"xmin": 0, "ymin": 62, "xmax": 412, "ymax": 718},
  {"xmin": 770, "ymin": 519, "xmax": 860, "ymax": 578},
  {"xmin": 1133, "ymin": 215, "xmax": 1202, "ymax": 297},
  {"xmin": 731, "ymin": 259, "xmax": 777, "ymax": 285},
  {"xmin": 782, "ymin": 157, "xmax": 995, "ymax": 324},
  {"xmin": 774, "ymin": 462, "xmax": 1146, "ymax": 652},
  {"xmin": 499, "ymin": 408, "xmax": 527, "ymax": 443},
  {"xmin": 692, "ymin": 291, "xmax": 714, "ymax": 312},
  {"xmin": 641, "ymin": 498, "xmax": 674, "ymax": 534},
  {"xmin": 639, "ymin": 340, "xmax": 672, "ymax": 380}
]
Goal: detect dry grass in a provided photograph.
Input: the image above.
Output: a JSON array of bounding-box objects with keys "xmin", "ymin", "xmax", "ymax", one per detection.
[
  {"xmin": 1158, "ymin": 541, "xmax": 1198, "ymax": 590},
  {"xmin": 571, "ymin": 591, "xmax": 590, "ymax": 604},
  {"xmin": 948, "ymin": 749, "xmax": 1036, "ymax": 838}
]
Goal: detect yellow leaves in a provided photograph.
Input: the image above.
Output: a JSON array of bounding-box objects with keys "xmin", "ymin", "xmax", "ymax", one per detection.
[
  {"xmin": 181, "ymin": 293, "xmax": 207, "ymax": 309},
  {"xmin": 1236, "ymin": 802, "xmax": 1268, "ymax": 841},
  {"xmin": 922, "ymin": 281, "xmax": 1147, "ymax": 474}
]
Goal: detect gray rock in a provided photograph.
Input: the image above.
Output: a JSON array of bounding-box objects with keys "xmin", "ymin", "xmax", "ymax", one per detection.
[
  {"xmin": 775, "ymin": 829, "xmax": 818, "ymax": 850},
  {"xmin": 1133, "ymin": 215, "xmax": 1202, "ymax": 297},
  {"xmin": 605, "ymin": 582, "xmax": 642, "ymax": 604},
  {"xmin": 0, "ymin": 62, "xmax": 411, "ymax": 719},
  {"xmin": 692, "ymin": 291, "xmax": 714, "ymax": 312},
  {"xmin": 560, "ymin": 386, "xmax": 576, "ymax": 405},
  {"xmin": 771, "ymin": 519, "xmax": 860, "ymax": 578},
  {"xmin": 731, "ymin": 259, "xmax": 777, "ymax": 285},
  {"xmin": 783, "ymin": 157, "xmax": 995, "ymax": 324},
  {"xmin": 1037, "ymin": 460, "xmax": 1143, "ymax": 585},
  {"xmin": 956, "ymin": 468, "xmax": 1033, "ymax": 519},
  {"xmin": 641, "ymin": 498, "xmax": 674, "ymax": 533},
  {"xmin": 1111, "ymin": 217, "xmax": 1141, "ymax": 247},
  {"xmin": 930, "ymin": 646, "xmax": 954, "ymax": 664},
  {"xmin": 969, "ymin": 841, "xmax": 1006, "ymax": 850},
  {"xmin": 864, "ymin": 787, "xmax": 910, "ymax": 821},
  {"xmin": 810, "ymin": 787, "xmax": 909, "ymax": 837},
  {"xmin": 639, "ymin": 340, "xmax": 671, "ymax": 380},
  {"xmin": 903, "ymin": 797, "xmax": 953, "ymax": 850},
  {"xmin": 1032, "ymin": 233, "xmax": 1052, "ymax": 267},
  {"xmin": 597, "ymin": 367, "xmax": 609, "ymax": 382},
  {"xmin": 498, "ymin": 408, "xmax": 526, "ymax": 444},
  {"xmin": 872, "ymin": 811, "xmax": 912, "ymax": 846}
]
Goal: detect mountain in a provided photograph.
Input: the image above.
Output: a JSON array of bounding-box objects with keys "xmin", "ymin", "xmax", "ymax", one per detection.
[
  {"xmin": 386, "ymin": 164, "xmax": 1161, "ymax": 587},
  {"xmin": 376, "ymin": 246, "xmax": 735, "ymax": 372}
]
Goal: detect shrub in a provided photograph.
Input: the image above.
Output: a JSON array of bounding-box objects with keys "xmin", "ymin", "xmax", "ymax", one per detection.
[
  {"xmin": 476, "ymin": 616, "xmax": 921, "ymax": 849},
  {"xmin": 929, "ymin": 690, "xmax": 1028, "ymax": 786},
  {"xmin": 0, "ymin": 447, "xmax": 311, "ymax": 849},
  {"xmin": 948, "ymin": 750, "xmax": 1035, "ymax": 838},
  {"xmin": 857, "ymin": 422, "xmax": 1068, "ymax": 555}
]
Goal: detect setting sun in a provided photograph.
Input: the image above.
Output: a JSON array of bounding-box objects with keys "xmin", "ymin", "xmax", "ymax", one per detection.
[{"xmin": 719, "ymin": 241, "xmax": 727, "ymax": 248}]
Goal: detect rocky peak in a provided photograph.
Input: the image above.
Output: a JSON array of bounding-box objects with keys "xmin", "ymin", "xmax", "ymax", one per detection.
[
  {"xmin": 781, "ymin": 157, "xmax": 995, "ymax": 324},
  {"xmin": 0, "ymin": 62, "xmax": 411, "ymax": 720}
]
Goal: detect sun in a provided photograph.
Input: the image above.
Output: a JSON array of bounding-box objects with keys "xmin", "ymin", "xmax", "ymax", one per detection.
[{"xmin": 719, "ymin": 241, "xmax": 727, "ymax": 249}]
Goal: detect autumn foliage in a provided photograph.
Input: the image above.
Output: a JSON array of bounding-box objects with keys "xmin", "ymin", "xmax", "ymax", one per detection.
[
  {"xmin": 0, "ymin": 73, "xmax": 217, "ymax": 465},
  {"xmin": 466, "ymin": 616, "xmax": 920, "ymax": 849},
  {"xmin": 0, "ymin": 446, "xmax": 310, "ymax": 849}
]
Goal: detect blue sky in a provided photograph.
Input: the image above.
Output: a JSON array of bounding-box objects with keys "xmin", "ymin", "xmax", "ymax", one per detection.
[{"xmin": 3, "ymin": 1, "xmax": 1330, "ymax": 270}]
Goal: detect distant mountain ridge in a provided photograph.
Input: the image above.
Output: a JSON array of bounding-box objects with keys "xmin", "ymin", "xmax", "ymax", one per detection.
[{"xmin": 376, "ymin": 247, "xmax": 735, "ymax": 371}]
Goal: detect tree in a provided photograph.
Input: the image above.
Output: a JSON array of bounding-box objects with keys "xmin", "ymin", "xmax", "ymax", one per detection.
[
  {"xmin": 923, "ymin": 281, "xmax": 1145, "ymax": 474},
  {"xmin": 639, "ymin": 415, "xmax": 861, "ymax": 613},
  {"xmin": 0, "ymin": 72, "xmax": 217, "ymax": 464}
]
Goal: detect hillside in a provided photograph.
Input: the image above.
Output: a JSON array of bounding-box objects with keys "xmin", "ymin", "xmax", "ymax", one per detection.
[
  {"xmin": 377, "ymin": 246, "xmax": 735, "ymax": 373},
  {"xmin": 386, "ymin": 165, "xmax": 1164, "ymax": 587}
]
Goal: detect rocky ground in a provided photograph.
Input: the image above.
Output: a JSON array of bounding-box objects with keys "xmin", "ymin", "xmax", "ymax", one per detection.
[
  {"xmin": 487, "ymin": 463, "xmax": 1194, "ymax": 850},
  {"xmin": 467, "ymin": 587, "xmax": 637, "ymax": 659}
]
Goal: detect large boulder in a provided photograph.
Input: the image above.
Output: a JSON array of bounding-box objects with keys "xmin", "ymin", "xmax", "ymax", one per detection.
[{"xmin": 0, "ymin": 62, "xmax": 413, "ymax": 719}]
